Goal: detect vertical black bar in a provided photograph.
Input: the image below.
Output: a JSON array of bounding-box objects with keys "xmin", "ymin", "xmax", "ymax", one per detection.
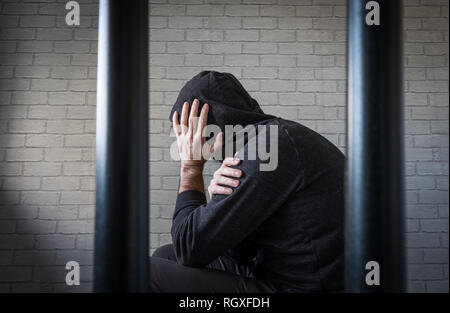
[
  {"xmin": 346, "ymin": 0, "xmax": 405, "ymax": 292},
  {"xmin": 94, "ymin": 0, "xmax": 149, "ymax": 292}
]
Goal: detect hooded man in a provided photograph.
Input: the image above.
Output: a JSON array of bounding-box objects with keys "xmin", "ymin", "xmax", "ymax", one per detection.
[{"xmin": 150, "ymin": 71, "xmax": 345, "ymax": 293}]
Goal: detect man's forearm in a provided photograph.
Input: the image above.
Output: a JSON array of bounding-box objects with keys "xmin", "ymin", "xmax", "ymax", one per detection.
[{"xmin": 179, "ymin": 164, "xmax": 205, "ymax": 194}]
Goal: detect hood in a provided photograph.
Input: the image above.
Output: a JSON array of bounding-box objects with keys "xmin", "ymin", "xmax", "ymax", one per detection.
[{"xmin": 169, "ymin": 71, "xmax": 275, "ymax": 131}]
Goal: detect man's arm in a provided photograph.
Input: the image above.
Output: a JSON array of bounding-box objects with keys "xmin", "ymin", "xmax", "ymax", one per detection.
[
  {"xmin": 171, "ymin": 144, "xmax": 300, "ymax": 267},
  {"xmin": 179, "ymin": 164, "xmax": 205, "ymax": 193}
]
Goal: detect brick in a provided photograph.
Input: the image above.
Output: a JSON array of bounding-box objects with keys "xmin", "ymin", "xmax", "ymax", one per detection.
[
  {"xmin": 417, "ymin": 163, "xmax": 449, "ymax": 175},
  {"xmin": 313, "ymin": 18, "xmax": 345, "ymax": 30},
  {"xmin": 57, "ymin": 220, "xmax": 94, "ymax": 234},
  {"xmin": 415, "ymin": 135, "xmax": 449, "ymax": 148},
  {"xmin": 297, "ymin": 55, "xmax": 334, "ymax": 67},
  {"xmin": 421, "ymin": 220, "xmax": 449, "ymax": 232},
  {"xmin": 225, "ymin": 5, "xmax": 259, "ymax": 16},
  {"xmin": 187, "ymin": 5, "xmax": 224, "ymax": 16},
  {"xmin": 243, "ymin": 43, "xmax": 277, "ymax": 54},
  {"xmin": 243, "ymin": 68, "xmax": 277, "ymax": 79},
  {"xmin": 204, "ymin": 42, "xmax": 241, "ymax": 54},
  {"xmin": 167, "ymin": 42, "xmax": 201, "ymax": 54},
  {"xmin": 296, "ymin": 6, "xmax": 333, "ymax": 17},
  {"xmin": 51, "ymin": 67, "xmax": 88, "ymax": 79},
  {"xmin": 410, "ymin": 81, "xmax": 448, "ymax": 92},
  {"xmin": 204, "ymin": 17, "xmax": 242, "ymax": 29},
  {"xmin": 54, "ymin": 42, "xmax": 90, "ymax": 53},
  {"xmin": 47, "ymin": 120, "xmax": 84, "ymax": 134},
  {"xmin": 224, "ymin": 55, "xmax": 258, "ymax": 66},
  {"xmin": 26, "ymin": 135, "xmax": 64, "ymax": 148},
  {"xmin": 60, "ymin": 191, "xmax": 94, "ymax": 205},
  {"xmin": 279, "ymin": 17, "xmax": 312, "ymax": 29},
  {"xmin": 69, "ymin": 80, "xmax": 96, "ymax": 92},
  {"xmin": 36, "ymin": 235, "xmax": 76, "ymax": 249},
  {"xmin": 150, "ymin": 54, "xmax": 184, "ymax": 66},
  {"xmin": 34, "ymin": 54, "xmax": 70, "ymax": 65},
  {"xmin": 409, "ymin": 264, "xmax": 443, "ymax": 280},
  {"xmin": 405, "ymin": 7, "xmax": 441, "ymax": 18},
  {"xmin": 17, "ymin": 220, "xmax": 56, "ymax": 234},
  {"xmin": 42, "ymin": 177, "xmax": 79, "ymax": 191},
  {"xmin": 67, "ymin": 106, "xmax": 95, "ymax": 119},
  {"xmin": 6, "ymin": 149, "xmax": 43, "ymax": 162},
  {"xmin": 19, "ymin": 16, "xmax": 55, "ymax": 27},
  {"xmin": 261, "ymin": 30, "xmax": 296, "ymax": 42},
  {"xmin": 419, "ymin": 190, "xmax": 449, "ymax": 204},
  {"xmin": 427, "ymin": 281, "xmax": 449, "ymax": 293},
  {"xmin": 0, "ymin": 79, "xmax": 30, "ymax": 91},
  {"xmin": 243, "ymin": 17, "xmax": 276, "ymax": 29},
  {"xmin": 150, "ymin": 29, "xmax": 184, "ymax": 41},
  {"xmin": 55, "ymin": 250, "xmax": 93, "ymax": 266},
  {"xmin": 424, "ymin": 249, "xmax": 449, "ymax": 263},
  {"xmin": 0, "ymin": 267, "xmax": 32, "ymax": 282},
  {"xmin": 261, "ymin": 6, "xmax": 295, "ymax": 17},
  {"xmin": 261, "ymin": 55, "xmax": 296, "ymax": 67},
  {"xmin": 65, "ymin": 135, "xmax": 95, "ymax": 147},
  {"xmin": 0, "ymin": 28, "xmax": 35, "ymax": 40},
  {"xmin": 224, "ymin": 30, "xmax": 259, "ymax": 41},
  {"xmin": 14, "ymin": 251, "xmax": 55, "ymax": 266},
  {"xmin": 38, "ymin": 206, "xmax": 78, "ymax": 220},
  {"xmin": 406, "ymin": 148, "xmax": 434, "ymax": 161},
  {"xmin": 429, "ymin": 93, "xmax": 449, "ymax": 107},
  {"xmin": 408, "ymin": 233, "xmax": 441, "ymax": 247},
  {"xmin": 297, "ymin": 80, "xmax": 336, "ymax": 92},
  {"xmin": 76, "ymin": 235, "xmax": 94, "ymax": 250},
  {"xmin": 280, "ymin": 93, "xmax": 315, "ymax": 106},
  {"xmin": 0, "ymin": 235, "xmax": 34, "ymax": 249},
  {"xmin": 28, "ymin": 106, "xmax": 67, "ymax": 119},
  {"xmin": 3, "ymin": 177, "xmax": 40, "ymax": 191}
]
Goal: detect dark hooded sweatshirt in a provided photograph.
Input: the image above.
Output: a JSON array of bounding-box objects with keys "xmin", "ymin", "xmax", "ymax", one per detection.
[{"xmin": 169, "ymin": 71, "xmax": 345, "ymax": 292}]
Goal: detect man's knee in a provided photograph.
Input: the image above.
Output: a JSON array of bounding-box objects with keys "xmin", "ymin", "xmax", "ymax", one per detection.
[{"xmin": 152, "ymin": 244, "xmax": 176, "ymax": 260}]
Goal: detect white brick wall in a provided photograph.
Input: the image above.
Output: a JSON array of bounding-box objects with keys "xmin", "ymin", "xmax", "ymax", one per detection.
[{"xmin": 0, "ymin": 0, "xmax": 448, "ymax": 293}]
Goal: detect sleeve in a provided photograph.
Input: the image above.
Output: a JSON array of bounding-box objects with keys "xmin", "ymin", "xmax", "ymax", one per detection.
[{"xmin": 171, "ymin": 126, "xmax": 301, "ymax": 267}]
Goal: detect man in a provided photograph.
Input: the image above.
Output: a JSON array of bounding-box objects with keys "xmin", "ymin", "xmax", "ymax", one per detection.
[{"xmin": 150, "ymin": 71, "xmax": 345, "ymax": 293}]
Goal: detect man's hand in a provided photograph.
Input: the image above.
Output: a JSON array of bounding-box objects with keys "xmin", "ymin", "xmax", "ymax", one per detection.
[
  {"xmin": 172, "ymin": 99, "xmax": 223, "ymax": 193},
  {"xmin": 208, "ymin": 157, "xmax": 242, "ymax": 199}
]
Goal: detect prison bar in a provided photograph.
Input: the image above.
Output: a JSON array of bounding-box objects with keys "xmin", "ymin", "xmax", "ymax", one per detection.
[
  {"xmin": 346, "ymin": 0, "xmax": 406, "ymax": 292},
  {"xmin": 94, "ymin": 0, "xmax": 149, "ymax": 292}
]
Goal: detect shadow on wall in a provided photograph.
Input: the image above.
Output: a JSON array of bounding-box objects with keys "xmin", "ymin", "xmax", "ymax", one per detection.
[{"xmin": 0, "ymin": 197, "xmax": 94, "ymax": 292}]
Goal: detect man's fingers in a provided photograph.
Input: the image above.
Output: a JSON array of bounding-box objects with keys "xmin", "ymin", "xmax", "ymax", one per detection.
[
  {"xmin": 189, "ymin": 99, "xmax": 199, "ymax": 136},
  {"xmin": 172, "ymin": 111, "xmax": 181, "ymax": 137},
  {"xmin": 217, "ymin": 166, "xmax": 242, "ymax": 178},
  {"xmin": 197, "ymin": 103, "xmax": 209, "ymax": 137},
  {"xmin": 215, "ymin": 176, "xmax": 240, "ymax": 188},
  {"xmin": 222, "ymin": 156, "xmax": 240, "ymax": 167},
  {"xmin": 210, "ymin": 131, "xmax": 224, "ymax": 154},
  {"xmin": 209, "ymin": 185, "xmax": 232, "ymax": 196},
  {"xmin": 180, "ymin": 102, "xmax": 189, "ymax": 134}
]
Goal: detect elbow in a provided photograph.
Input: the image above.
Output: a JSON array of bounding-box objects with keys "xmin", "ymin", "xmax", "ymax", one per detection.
[
  {"xmin": 171, "ymin": 226, "xmax": 208, "ymax": 267},
  {"xmin": 177, "ymin": 254, "xmax": 205, "ymax": 267},
  {"xmin": 172, "ymin": 241, "xmax": 207, "ymax": 267}
]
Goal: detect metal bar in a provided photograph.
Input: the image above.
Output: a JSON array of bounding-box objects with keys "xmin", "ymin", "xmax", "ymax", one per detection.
[
  {"xmin": 346, "ymin": 0, "xmax": 406, "ymax": 292},
  {"xmin": 94, "ymin": 0, "xmax": 149, "ymax": 293}
]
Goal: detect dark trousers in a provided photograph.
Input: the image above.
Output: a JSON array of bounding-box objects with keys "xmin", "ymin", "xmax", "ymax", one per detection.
[{"xmin": 149, "ymin": 244, "xmax": 278, "ymax": 293}]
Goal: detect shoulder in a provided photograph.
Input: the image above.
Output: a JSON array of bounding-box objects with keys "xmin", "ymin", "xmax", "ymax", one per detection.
[{"xmin": 236, "ymin": 119, "xmax": 300, "ymax": 174}]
